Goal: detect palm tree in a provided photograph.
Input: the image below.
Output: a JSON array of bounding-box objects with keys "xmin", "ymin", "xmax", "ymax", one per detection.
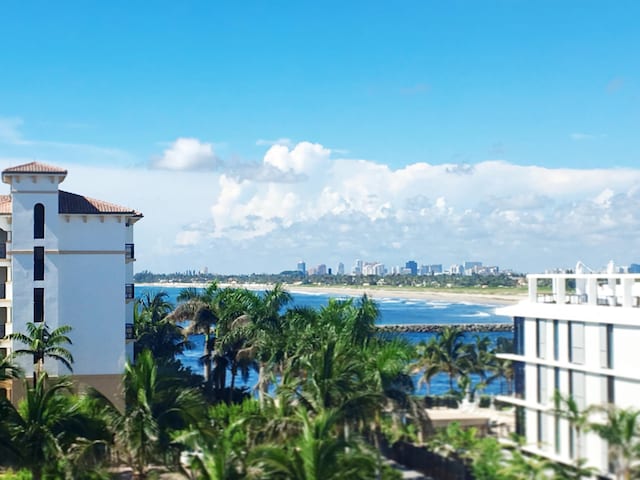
[
  {"xmin": 413, "ymin": 336, "xmax": 440, "ymax": 394},
  {"xmin": 89, "ymin": 350, "xmax": 206, "ymax": 479},
  {"xmin": 170, "ymin": 282, "xmax": 221, "ymax": 387},
  {"xmin": 0, "ymin": 355, "xmax": 22, "ymax": 382},
  {"xmin": 250, "ymin": 408, "xmax": 377, "ymax": 480},
  {"xmin": 8, "ymin": 322, "xmax": 73, "ymax": 387},
  {"xmin": 553, "ymin": 391, "xmax": 590, "ymax": 472},
  {"xmin": 431, "ymin": 326, "xmax": 470, "ymax": 393},
  {"xmin": 134, "ymin": 291, "xmax": 188, "ymax": 364},
  {"xmin": 0, "ymin": 374, "xmax": 107, "ymax": 480},
  {"xmin": 588, "ymin": 405, "xmax": 640, "ymax": 480}
]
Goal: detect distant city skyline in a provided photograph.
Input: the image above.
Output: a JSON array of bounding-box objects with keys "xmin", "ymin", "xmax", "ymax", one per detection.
[{"xmin": 1, "ymin": 3, "xmax": 639, "ymax": 275}]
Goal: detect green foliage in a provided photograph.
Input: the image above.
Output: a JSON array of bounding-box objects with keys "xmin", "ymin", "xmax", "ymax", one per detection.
[{"xmin": 0, "ymin": 470, "xmax": 32, "ymax": 480}]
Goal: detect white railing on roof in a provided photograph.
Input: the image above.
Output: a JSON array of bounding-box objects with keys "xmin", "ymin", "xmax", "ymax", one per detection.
[{"xmin": 528, "ymin": 273, "xmax": 640, "ymax": 308}]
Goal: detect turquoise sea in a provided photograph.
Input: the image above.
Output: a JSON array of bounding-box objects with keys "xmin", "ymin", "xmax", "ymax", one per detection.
[{"xmin": 137, "ymin": 286, "xmax": 513, "ymax": 396}]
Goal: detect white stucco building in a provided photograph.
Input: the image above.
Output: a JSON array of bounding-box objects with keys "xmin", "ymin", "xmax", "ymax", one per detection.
[
  {"xmin": 0, "ymin": 161, "xmax": 142, "ymax": 402},
  {"xmin": 497, "ymin": 268, "xmax": 640, "ymax": 478}
]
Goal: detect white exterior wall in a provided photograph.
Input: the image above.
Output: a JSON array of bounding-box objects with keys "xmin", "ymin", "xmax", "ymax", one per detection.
[
  {"xmin": 3, "ymin": 170, "xmax": 137, "ymax": 381},
  {"xmin": 497, "ymin": 273, "xmax": 640, "ymax": 479}
]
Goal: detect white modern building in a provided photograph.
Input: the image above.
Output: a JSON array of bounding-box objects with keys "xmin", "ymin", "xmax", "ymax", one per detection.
[
  {"xmin": 497, "ymin": 267, "xmax": 640, "ymax": 478},
  {"xmin": 0, "ymin": 161, "xmax": 142, "ymax": 403}
]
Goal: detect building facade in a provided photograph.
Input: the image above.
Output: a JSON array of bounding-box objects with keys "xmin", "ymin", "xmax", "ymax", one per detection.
[
  {"xmin": 0, "ymin": 162, "xmax": 142, "ymax": 402},
  {"xmin": 497, "ymin": 271, "xmax": 640, "ymax": 478}
]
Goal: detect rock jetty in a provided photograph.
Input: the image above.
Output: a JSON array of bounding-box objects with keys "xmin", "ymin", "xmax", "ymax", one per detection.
[{"xmin": 377, "ymin": 323, "xmax": 513, "ymax": 333}]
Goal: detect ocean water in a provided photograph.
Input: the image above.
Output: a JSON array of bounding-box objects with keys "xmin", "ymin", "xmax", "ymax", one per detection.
[{"xmin": 138, "ymin": 286, "xmax": 513, "ymax": 396}]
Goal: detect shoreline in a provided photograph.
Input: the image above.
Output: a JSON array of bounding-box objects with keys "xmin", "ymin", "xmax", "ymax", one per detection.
[{"xmin": 137, "ymin": 282, "xmax": 524, "ymax": 306}]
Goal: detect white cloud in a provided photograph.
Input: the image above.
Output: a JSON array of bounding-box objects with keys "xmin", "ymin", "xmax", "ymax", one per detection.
[
  {"xmin": 152, "ymin": 137, "xmax": 220, "ymax": 171},
  {"xmin": 3, "ymin": 139, "xmax": 640, "ymax": 275},
  {"xmin": 570, "ymin": 132, "xmax": 606, "ymax": 141},
  {"xmin": 256, "ymin": 138, "xmax": 292, "ymax": 147}
]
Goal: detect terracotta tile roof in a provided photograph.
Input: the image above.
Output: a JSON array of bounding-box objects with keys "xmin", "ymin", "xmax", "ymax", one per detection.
[
  {"xmin": 0, "ymin": 192, "xmax": 142, "ymax": 217},
  {"xmin": 0, "ymin": 195, "xmax": 11, "ymax": 214},
  {"xmin": 2, "ymin": 161, "xmax": 68, "ymax": 175},
  {"xmin": 59, "ymin": 191, "xmax": 142, "ymax": 216}
]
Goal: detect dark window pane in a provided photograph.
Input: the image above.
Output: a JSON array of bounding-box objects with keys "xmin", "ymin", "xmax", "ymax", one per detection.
[
  {"xmin": 34, "ymin": 247, "xmax": 44, "ymax": 281},
  {"xmin": 34, "ymin": 203, "xmax": 45, "ymax": 239},
  {"xmin": 34, "ymin": 288, "xmax": 44, "ymax": 323}
]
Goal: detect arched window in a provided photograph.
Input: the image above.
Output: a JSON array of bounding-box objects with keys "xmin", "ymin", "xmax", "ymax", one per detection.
[{"xmin": 34, "ymin": 203, "xmax": 45, "ymax": 239}]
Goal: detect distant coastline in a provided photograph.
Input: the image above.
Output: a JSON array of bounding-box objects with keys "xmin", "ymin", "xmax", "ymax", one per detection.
[{"xmin": 137, "ymin": 282, "xmax": 525, "ymax": 306}]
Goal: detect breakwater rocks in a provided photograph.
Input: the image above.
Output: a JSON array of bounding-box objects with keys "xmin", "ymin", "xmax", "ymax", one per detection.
[{"xmin": 378, "ymin": 323, "xmax": 513, "ymax": 333}]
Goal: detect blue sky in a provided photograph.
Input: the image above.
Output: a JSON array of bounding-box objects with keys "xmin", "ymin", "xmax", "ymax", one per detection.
[{"xmin": 1, "ymin": 2, "xmax": 639, "ymax": 274}]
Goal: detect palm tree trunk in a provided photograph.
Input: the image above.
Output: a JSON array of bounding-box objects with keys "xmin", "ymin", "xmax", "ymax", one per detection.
[
  {"xmin": 203, "ymin": 333, "xmax": 211, "ymax": 384},
  {"xmin": 229, "ymin": 363, "xmax": 237, "ymax": 402},
  {"xmin": 258, "ymin": 362, "xmax": 267, "ymax": 407},
  {"xmin": 31, "ymin": 466, "xmax": 42, "ymax": 480}
]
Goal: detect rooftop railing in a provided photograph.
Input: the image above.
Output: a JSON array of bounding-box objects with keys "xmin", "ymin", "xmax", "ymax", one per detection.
[{"xmin": 528, "ymin": 273, "xmax": 640, "ymax": 308}]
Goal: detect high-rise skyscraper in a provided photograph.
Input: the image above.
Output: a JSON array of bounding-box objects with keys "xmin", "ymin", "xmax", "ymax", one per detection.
[
  {"xmin": 405, "ymin": 260, "xmax": 418, "ymax": 276},
  {"xmin": 297, "ymin": 260, "xmax": 306, "ymax": 275}
]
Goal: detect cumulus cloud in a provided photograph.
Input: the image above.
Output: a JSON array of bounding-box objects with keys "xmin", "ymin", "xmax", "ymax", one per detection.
[
  {"xmin": 5, "ymin": 138, "xmax": 640, "ymax": 275},
  {"xmin": 196, "ymin": 142, "xmax": 640, "ymax": 273},
  {"xmin": 152, "ymin": 137, "xmax": 220, "ymax": 171}
]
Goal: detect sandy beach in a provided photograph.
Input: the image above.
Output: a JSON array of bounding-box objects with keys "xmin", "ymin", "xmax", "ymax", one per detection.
[{"xmin": 138, "ymin": 282, "xmax": 525, "ymax": 306}]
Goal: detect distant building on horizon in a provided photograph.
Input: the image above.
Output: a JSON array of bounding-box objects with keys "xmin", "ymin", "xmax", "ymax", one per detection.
[
  {"xmin": 337, "ymin": 262, "xmax": 344, "ymax": 275},
  {"xmin": 297, "ymin": 260, "xmax": 306, "ymax": 275},
  {"xmin": 405, "ymin": 260, "xmax": 418, "ymax": 276}
]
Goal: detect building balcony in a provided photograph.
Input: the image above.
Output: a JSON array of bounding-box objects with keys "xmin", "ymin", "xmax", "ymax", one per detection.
[
  {"xmin": 125, "ymin": 243, "xmax": 135, "ymax": 262},
  {"xmin": 125, "ymin": 323, "xmax": 134, "ymax": 340},
  {"xmin": 125, "ymin": 284, "xmax": 135, "ymax": 301}
]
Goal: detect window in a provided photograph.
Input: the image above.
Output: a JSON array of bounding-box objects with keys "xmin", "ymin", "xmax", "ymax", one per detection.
[
  {"xmin": 536, "ymin": 319, "xmax": 546, "ymax": 359},
  {"xmin": 514, "ymin": 317, "xmax": 525, "ymax": 355},
  {"xmin": 514, "ymin": 361, "xmax": 525, "ymax": 399},
  {"xmin": 600, "ymin": 375, "xmax": 615, "ymax": 404},
  {"xmin": 554, "ymin": 414, "xmax": 561, "ymax": 454},
  {"xmin": 537, "ymin": 365, "xmax": 548, "ymax": 404},
  {"xmin": 0, "ymin": 347, "xmax": 7, "ymax": 358},
  {"xmin": 34, "ymin": 203, "xmax": 45, "ymax": 239},
  {"xmin": 34, "ymin": 247, "xmax": 44, "ymax": 281},
  {"xmin": 515, "ymin": 406, "xmax": 526, "ymax": 437},
  {"xmin": 569, "ymin": 322, "xmax": 585, "ymax": 364},
  {"xmin": 34, "ymin": 288, "xmax": 44, "ymax": 323},
  {"xmin": 569, "ymin": 370, "xmax": 586, "ymax": 410},
  {"xmin": 537, "ymin": 411, "xmax": 543, "ymax": 445},
  {"xmin": 599, "ymin": 324, "xmax": 614, "ymax": 369},
  {"xmin": 553, "ymin": 320, "xmax": 559, "ymax": 360}
]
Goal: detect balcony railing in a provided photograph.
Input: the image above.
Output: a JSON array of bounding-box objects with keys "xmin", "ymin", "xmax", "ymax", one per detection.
[
  {"xmin": 529, "ymin": 273, "xmax": 640, "ymax": 308},
  {"xmin": 125, "ymin": 243, "xmax": 135, "ymax": 261},
  {"xmin": 125, "ymin": 323, "xmax": 134, "ymax": 340},
  {"xmin": 125, "ymin": 284, "xmax": 135, "ymax": 300}
]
